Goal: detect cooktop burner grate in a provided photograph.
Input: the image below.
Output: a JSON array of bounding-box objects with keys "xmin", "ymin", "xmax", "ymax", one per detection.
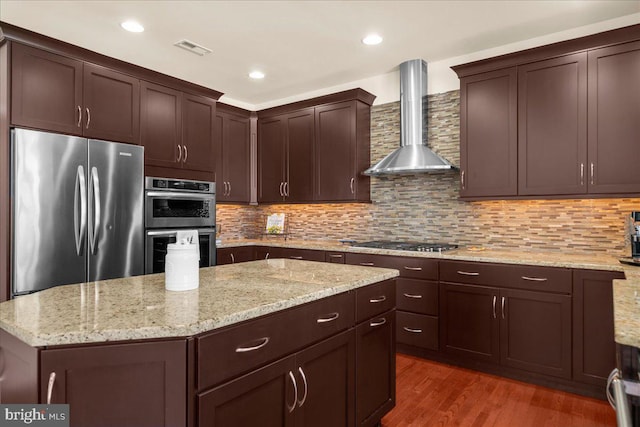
[{"xmin": 352, "ymin": 240, "xmax": 459, "ymax": 252}]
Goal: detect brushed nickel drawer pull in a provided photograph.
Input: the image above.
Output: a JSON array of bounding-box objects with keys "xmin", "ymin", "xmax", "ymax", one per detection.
[
  {"xmin": 287, "ymin": 371, "xmax": 297, "ymax": 413},
  {"xmin": 403, "ymin": 266, "xmax": 423, "ymax": 271},
  {"xmin": 177, "ymin": 145, "xmax": 182, "ymax": 162},
  {"xmin": 85, "ymin": 107, "xmax": 91, "ymax": 129},
  {"xmin": 297, "ymin": 367, "xmax": 308, "ymax": 407},
  {"xmin": 183, "ymin": 145, "xmax": 188, "ymax": 163},
  {"xmin": 403, "ymin": 293, "xmax": 423, "ymax": 299},
  {"xmin": 230, "ymin": 253, "xmax": 235, "ymax": 264},
  {"xmin": 501, "ymin": 297, "xmax": 506, "ymax": 320},
  {"xmin": 369, "ymin": 296, "xmax": 387, "ymax": 303},
  {"xmin": 77, "ymin": 106, "xmax": 82, "ymax": 127},
  {"xmin": 457, "ymin": 270, "xmax": 479, "ymax": 276},
  {"xmin": 370, "ymin": 318, "xmax": 387, "ymax": 327},
  {"xmin": 235, "ymin": 337, "xmax": 270, "ymax": 353},
  {"xmin": 403, "ymin": 327, "xmax": 422, "ymax": 334},
  {"xmin": 316, "ymin": 312, "xmax": 340, "ymax": 323},
  {"xmin": 47, "ymin": 372, "xmax": 56, "ymax": 404},
  {"xmin": 521, "ymin": 276, "xmax": 548, "ymax": 282},
  {"xmin": 290, "ymin": 256, "xmax": 303, "ymax": 260},
  {"xmin": 492, "ymin": 295, "xmax": 497, "ymax": 319},
  {"xmin": 329, "ymin": 254, "xmax": 343, "ymax": 258},
  {"xmin": 360, "ymin": 262, "xmax": 375, "ymax": 266}
]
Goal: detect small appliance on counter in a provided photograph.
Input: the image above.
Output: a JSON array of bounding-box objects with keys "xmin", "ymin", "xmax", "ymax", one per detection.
[
  {"xmin": 165, "ymin": 232, "xmax": 199, "ymax": 291},
  {"xmin": 620, "ymin": 212, "xmax": 640, "ymax": 266}
]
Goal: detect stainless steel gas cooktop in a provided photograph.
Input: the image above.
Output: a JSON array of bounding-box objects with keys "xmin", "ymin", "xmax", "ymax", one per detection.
[{"xmin": 352, "ymin": 240, "xmax": 459, "ymax": 253}]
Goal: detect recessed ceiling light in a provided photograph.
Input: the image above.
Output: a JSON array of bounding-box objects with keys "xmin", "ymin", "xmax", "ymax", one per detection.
[
  {"xmin": 362, "ymin": 34, "xmax": 383, "ymax": 45},
  {"xmin": 120, "ymin": 20, "xmax": 144, "ymax": 33},
  {"xmin": 249, "ymin": 70, "xmax": 265, "ymax": 80}
]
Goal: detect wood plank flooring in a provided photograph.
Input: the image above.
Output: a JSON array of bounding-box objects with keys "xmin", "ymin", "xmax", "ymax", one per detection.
[{"xmin": 382, "ymin": 354, "xmax": 616, "ymax": 427}]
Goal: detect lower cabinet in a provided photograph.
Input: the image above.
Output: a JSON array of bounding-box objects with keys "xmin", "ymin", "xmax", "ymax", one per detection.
[
  {"xmin": 216, "ymin": 246, "xmax": 255, "ymax": 265},
  {"xmin": 198, "ymin": 331, "xmax": 355, "ymax": 427},
  {"xmin": 40, "ymin": 340, "xmax": 187, "ymax": 427}
]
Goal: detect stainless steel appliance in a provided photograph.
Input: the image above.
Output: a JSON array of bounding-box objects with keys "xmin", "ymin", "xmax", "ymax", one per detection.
[
  {"xmin": 352, "ymin": 240, "xmax": 458, "ymax": 253},
  {"xmin": 144, "ymin": 177, "xmax": 216, "ymax": 274},
  {"xmin": 11, "ymin": 128, "xmax": 144, "ymax": 297},
  {"xmin": 607, "ymin": 346, "xmax": 640, "ymax": 426}
]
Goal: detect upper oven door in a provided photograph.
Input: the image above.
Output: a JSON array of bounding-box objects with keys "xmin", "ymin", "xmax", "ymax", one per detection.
[{"xmin": 145, "ymin": 191, "xmax": 216, "ymax": 228}]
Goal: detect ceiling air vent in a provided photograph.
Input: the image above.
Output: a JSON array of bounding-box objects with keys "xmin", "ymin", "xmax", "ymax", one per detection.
[{"xmin": 174, "ymin": 39, "xmax": 212, "ymax": 56}]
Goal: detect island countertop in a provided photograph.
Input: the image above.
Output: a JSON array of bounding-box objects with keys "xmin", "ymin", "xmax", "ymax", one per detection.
[{"xmin": 0, "ymin": 259, "xmax": 399, "ymax": 347}]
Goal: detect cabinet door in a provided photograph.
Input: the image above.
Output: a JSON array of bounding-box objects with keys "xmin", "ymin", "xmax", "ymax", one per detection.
[
  {"xmin": 258, "ymin": 116, "xmax": 287, "ymax": 202},
  {"xmin": 279, "ymin": 248, "xmax": 326, "ymax": 262},
  {"xmin": 573, "ymin": 269, "xmax": 625, "ymax": 386},
  {"xmin": 182, "ymin": 93, "xmax": 216, "ymax": 173},
  {"xmin": 11, "ymin": 43, "xmax": 83, "ymax": 134},
  {"xmin": 588, "ymin": 41, "xmax": 640, "ymax": 194},
  {"xmin": 295, "ymin": 331, "xmax": 355, "ymax": 427},
  {"xmin": 140, "ymin": 81, "xmax": 182, "ymax": 169},
  {"xmin": 223, "ymin": 113, "xmax": 251, "ymax": 203},
  {"xmin": 198, "ymin": 355, "xmax": 296, "ymax": 427},
  {"xmin": 440, "ymin": 283, "xmax": 499, "ymax": 363},
  {"xmin": 83, "ymin": 63, "xmax": 140, "ymax": 144},
  {"xmin": 356, "ymin": 310, "xmax": 395, "ymax": 427},
  {"xmin": 286, "ymin": 109, "xmax": 315, "ymax": 202},
  {"xmin": 216, "ymin": 247, "xmax": 255, "ymax": 265},
  {"xmin": 459, "ymin": 68, "xmax": 517, "ymax": 198},
  {"xmin": 518, "ymin": 53, "xmax": 587, "ymax": 195},
  {"xmin": 315, "ymin": 101, "xmax": 356, "ymax": 201},
  {"xmin": 500, "ymin": 289, "xmax": 571, "ymax": 379},
  {"xmin": 40, "ymin": 340, "xmax": 186, "ymax": 427}
]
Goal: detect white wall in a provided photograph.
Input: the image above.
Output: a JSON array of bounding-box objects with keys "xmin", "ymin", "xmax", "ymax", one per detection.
[{"xmin": 222, "ymin": 12, "xmax": 640, "ymax": 110}]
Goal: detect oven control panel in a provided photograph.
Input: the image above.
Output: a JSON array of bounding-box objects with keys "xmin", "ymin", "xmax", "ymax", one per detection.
[{"xmin": 145, "ymin": 177, "xmax": 215, "ymax": 193}]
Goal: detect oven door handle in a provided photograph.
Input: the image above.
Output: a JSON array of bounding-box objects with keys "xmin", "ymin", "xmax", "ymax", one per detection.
[
  {"xmin": 145, "ymin": 191, "xmax": 215, "ymax": 200},
  {"xmin": 146, "ymin": 230, "xmax": 179, "ymax": 237},
  {"xmin": 146, "ymin": 228, "xmax": 216, "ymax": 237}
]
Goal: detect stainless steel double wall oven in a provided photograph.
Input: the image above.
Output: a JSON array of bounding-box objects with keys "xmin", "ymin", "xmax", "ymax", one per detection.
[{"xmin": 144, "ymin": 177, "xmax": 216, "ymax": 274}]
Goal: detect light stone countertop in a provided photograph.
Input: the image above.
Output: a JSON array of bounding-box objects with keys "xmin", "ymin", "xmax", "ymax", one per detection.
[
  {"xmin": 0, "ymin": 259, "xmax": 399, "ymax": 347},
  {"xmin": 219, "ymin": 239, "xmax": 640, "ymax": 348}
]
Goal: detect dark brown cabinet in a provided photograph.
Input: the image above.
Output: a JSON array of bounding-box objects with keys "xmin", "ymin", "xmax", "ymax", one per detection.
[
  {"xmin": 459, "ymin": 68, "xmax": 517, "ymax": 198},
  {"xmin": 11, "ymin": 43, "xmax": 140, "ymax": 144},
  {"xmin": 258, "ymin": 247, "xmax": 326, "ymax": 262},
  {"xmin": 215, "ymin": 103, "xmax": 251, "ymax": 203},
  {"xmin": 258, "ymin": 109, "xmax": 315, "ymax": 203},
  {"xmin": 40, "ymin": 340, "xmax": 187, "ymax": 427},
  {"xmin": 216, "ymin": 246, "xmax": 255, "ymax": 265},
  {"xmin": 587, "ymin": 40, "xmax": 640, "ymax": 194},
  {"xmin": 573, "ymin": 269, "xmax": 625, "ymax": 387},
  {"xmin": 141, "ymin": 81, "xmax": 216, "ymax": 180},
  {"xmin": 518, "ymin": 53, "xmax": 587, "ymax": 196}
]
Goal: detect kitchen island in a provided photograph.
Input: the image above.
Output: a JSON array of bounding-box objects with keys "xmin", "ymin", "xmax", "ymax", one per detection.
[{"xmin": 0, "ymin": 259, "xmax": 399, "ymax": 427}]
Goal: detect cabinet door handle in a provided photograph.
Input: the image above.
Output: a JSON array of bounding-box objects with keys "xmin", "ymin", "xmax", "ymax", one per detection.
[
  {"xmin": 457, "ymin": 270, "xmax": 479, "ymax": 276},
  {"xmin": 183, "ymin": 145, "xmax": 188, "ymax": 163},
  {"xmin": 360, "ymin": 262, "xmax": 375, "ymax": 266},
  {"xmin": 461, "ymin": 170, "xmax": 465, "ymax": 190},
  {"xmin": 287, "ymin": 371, "xmax": 297, "ymax": 413},
  {"xmin": 403, "ymin": 293, "xmax": 422, "ymax": 299},
  {"xmin": 316, "ymin": 312, "xmax": 340, "ymax": 323},
  {"xmin": 580, "ymin": 163, "xmax": 584, "ymax": 186},
  {"xmin": 264, "ymin": 252, "xmax": 270, "ymax": 260},
  {"xmin": 47, "ymin": 372, "xmax": 56, "ymax": 404},
  {"xmin": 279, "ymin": 182, "xmax": 284, "ymax": 197},
  {"xmin": 235, "ymin": 337, "xmax": 270, "ymax": 353},
  {"xmin": 370, "ymin": 318, "xmax": 387, "ymax": 327},
  {"xmin": 501, "ymin": 296, "xmax": 506, "ymax": 320},
  {"xmin": 369, "ymin": 295, "xmax": 387, "ymax": 303},
  {"xmin": 284, "ymin": 181, "xmax": 289, "ymax": 197},
  {"xmin": 521, "ymin": 276, "xmax": 548, "ymax": 282},
  {"xmin": 290, "ymin": 256, "xmax": 303, "ymax": 260},
  {"xmin": 177, "ymin": 145, "xmax": 182, "ymax": 162},
  {"xmin": 403, "ymin": 327, "xmax": 422, "ymax": 333},
  {"xmin": 492, "ymin": 295, "xmax": 497, "ymax": 319},
  {"xmin": 222, "ymin": 181, "xmax": 228, "ymax": 196},
  {"xmin": 77, "ymin": 105, "xmax": 82, "ymax": 127},
  {"xmin": 591, "ymin": 162, "xmax": 595, "ymax": 185},
  {"xmin": 403, "ymin": 266, "xmax": 423, "ymax": 271},
  {"xmin": 297, "ymin": 367, "xmax": 308, "ymax": 408},
  {"xmin": 85, "ymin": 108, "xmax": 91, "ymax": 129},
  {"xmin": 350, "ymin": 177, "xmax": 355, "ymax": 194},
  {"xmin": 227, "ymin": 181, "xmax": 231, "ymax": 196},
  {"xmin": 230, "ymin": 253, "xmax": 235, "ymax": 264}
]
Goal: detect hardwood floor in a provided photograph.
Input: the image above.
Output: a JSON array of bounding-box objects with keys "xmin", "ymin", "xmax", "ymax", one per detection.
[{"xmin": 382, "ymin": 354, "xmax": 616, "ymax": 427}]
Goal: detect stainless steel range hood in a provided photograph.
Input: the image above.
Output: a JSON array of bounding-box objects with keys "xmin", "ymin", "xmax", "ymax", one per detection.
[{"xmin": 364, "ymin": 59, "xmax": 454, "ymax": 176}]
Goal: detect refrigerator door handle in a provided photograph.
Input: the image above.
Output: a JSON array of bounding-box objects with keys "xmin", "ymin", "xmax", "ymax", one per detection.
[
  {"xmin": 89, "ymin": 167, "xmax": 101, "ymax": 255},
  {"xmin": 74, "ymin": 165, "xmax": 87, "ymax": 256}
]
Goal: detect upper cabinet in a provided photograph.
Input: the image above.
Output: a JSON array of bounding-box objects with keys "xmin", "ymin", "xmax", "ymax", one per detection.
[
  {"xmin": 257, "ymin": 89, "xmax": 374, "ymax": 204},
  {"xmin": 11, "ymin": 43, "xmax": 140, "ymax": 144},
  {"xmin": 454, "ymin": 25, "xmax": 640, "ymax": 200},
  {"xmin": 215, "ymin": 103, "xmax": 251, "ymax": 204}
]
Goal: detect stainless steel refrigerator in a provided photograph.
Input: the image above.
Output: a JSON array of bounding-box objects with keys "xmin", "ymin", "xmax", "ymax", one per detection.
[{"xmin": 11, "ymin": 128, "xmax": 144, "ymax": 296}]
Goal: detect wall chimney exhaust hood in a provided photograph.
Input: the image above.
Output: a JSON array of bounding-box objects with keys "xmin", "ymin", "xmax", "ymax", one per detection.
[{"xmin": 364, "ymin": 59, "xmax": 454, "ymax": 176}]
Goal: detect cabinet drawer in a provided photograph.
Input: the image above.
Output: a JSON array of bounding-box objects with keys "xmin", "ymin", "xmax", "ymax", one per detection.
[
  {"xmin": 388, "ymin": 257, "xmax": 438, "ymax": 280},
  {"xmin": 396, "ymin": 311, "xmax": 438, "ymax": 351},
  {"xmin": 440, "ymin": 260, "xmax": 571, "ymax": 293},
  {"xmin": 346, "ymin": 253, "xmax": 396, "ymax": 269},
  {"xmin": 356, "ymin": 279, "xmax": 396, "ymax": 323},
  {"xmin": 197, "ymin": 291, "xmax": 354, "ymax": 390},
  {"xmin": 396, "ymin": 278, "xmax": 438, "ymax": 315}
]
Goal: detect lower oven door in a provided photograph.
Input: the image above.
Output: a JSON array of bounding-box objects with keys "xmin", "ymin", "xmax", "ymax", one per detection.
[{"xmin": 145, "ymin": 228, "xmax": 217, "ymax": 274}]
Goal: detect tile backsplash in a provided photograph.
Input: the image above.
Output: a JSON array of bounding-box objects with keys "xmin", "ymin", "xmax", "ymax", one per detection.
[{"xmin": 217, "ymin": 90, "xmax": 638, "ymax": 256}]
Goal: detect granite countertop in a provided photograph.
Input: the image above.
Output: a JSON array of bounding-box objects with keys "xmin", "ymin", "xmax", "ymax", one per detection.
[
  {"xmin": 219, "ymin": 238, "xmax": 640, "ymax": 348},
  {"xmin": 0, "ymin": 260, "xmax": 399, "ymax": 347}
]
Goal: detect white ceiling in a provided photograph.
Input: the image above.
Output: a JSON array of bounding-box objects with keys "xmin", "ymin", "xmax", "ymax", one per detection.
[{"xmin": 2, "ymin": 1, "xmax": 640, "ymax": 108}]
